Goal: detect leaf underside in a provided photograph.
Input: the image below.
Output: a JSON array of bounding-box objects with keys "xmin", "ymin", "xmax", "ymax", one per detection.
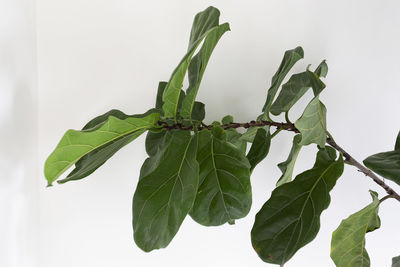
[{"xmin": 330, "ymin": 191, "xmax": 381, "ymax": 267}]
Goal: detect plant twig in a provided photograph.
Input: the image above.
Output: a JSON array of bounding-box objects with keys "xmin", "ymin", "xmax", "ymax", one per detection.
[{"xmin": 159, "ymin": 120, "xmax": 400, "ymax": 202}]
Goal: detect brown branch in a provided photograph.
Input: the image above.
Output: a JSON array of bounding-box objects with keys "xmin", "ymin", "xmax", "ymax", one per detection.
[{"xmin": 159, "ymin": 120, "xmax": 400, "ymax": 202}]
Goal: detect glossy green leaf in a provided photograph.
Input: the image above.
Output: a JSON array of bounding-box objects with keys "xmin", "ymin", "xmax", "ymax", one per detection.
[
  {"xmin": 188, "ymin": 6, "xmax": 220, "ymax": 49},
  {"xmin": 247, "ymin": 127, "xmax": 271, "ymax": 172},
  {"xmin": 295, "ymin": 96, "xmax": 327, "ymax": 147},
  {"xmin": 393, "ymin": 256, "xmax": 400, "ymax": 267},
  {"xmin": 270, "ymin": 70, "xmax": 326, "ymax": 115},
  {"xmin": 162, "ymin": 7, "xmax": 229, "ymax": 121},
  {"xmin": 251, "ymin": 147, "xmax": 344, "ymax": 265},
  {"xmin": 315, "ymin": 60, "xmax": 328, "ymax": 78},
  {"xmin": 330, "ymin": 191, "xmax": 381, "ymax": 267},
  {"xmin": 262, "ymin": 46, "xmax": 304, "ymax": 115},
  {"xmin": 276, "ymin": 134, "xmax": 302, "ymax": 186},
  {"xmin": 44, "ymin": 112, "xmax": 160, "ymax": 186},
  {"xmin": 363, "ymin": 131, "xmax": 400, "ymax": 185},
  {"xmin": 190, "ymin": 127, "xmax": 252, "ymax": 226},
  {"xmin": 132, "ymin": 130, "xmax": 199, "ymax": 252}
]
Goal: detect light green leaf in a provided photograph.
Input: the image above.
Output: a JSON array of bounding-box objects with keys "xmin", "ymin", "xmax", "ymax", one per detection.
[
  {"xmin": 393, "ymin": 255, "xmax": 400, "ymax": 267},
  {"xmin": 44, "ymin": 112, "xmax": 160, "ymax": 186},
  {"xmin": 58, "ymin": 109, "xmax": 159, "ymax": 184},
  {"xmin": 132, "ymin": 130, "xmax": 199, "ymax": 252},
  {"xmin": 330, "ymin": 191, "xmax": 381, "ymax": 267},
  {"xmin": 276, "ymin": 134, "xmax": 302, "ymax": 186},
  {"xmin": 270, "ymin": 70, "xmax": 325, "ymax": 115},
  {"xmin": 162, "ymin": 7, "xmax": 229, "ymax": 121},
  {"xmin": 315, "ymin": 60, "xmax": 328, "ymax": 78},
  {"xmin": 295, "ymin": 96, "xmax": 327, "ymax": 147},
  {"xmin": 251, "ymin": 147, "xmax": 344, "ymax": 265},
  {"xmin": 363, "ymin": 131, "xmax": 400, "ymax": 186},
  {"xmin": 247, "ymin": 127, "xmax": 271, "ymax": 172},
  {"xmin": 190, "ymin": 127, "xmax": 252, "ymax": 226},
  {"xmin": 262, "ymin": 46, "xmax": 304, "ymax": 115}
]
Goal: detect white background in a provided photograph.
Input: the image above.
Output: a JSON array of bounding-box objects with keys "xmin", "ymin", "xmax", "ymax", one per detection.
[{"xmin": 2, "ymin": 0, "xmax": 400, "ymax": 266}]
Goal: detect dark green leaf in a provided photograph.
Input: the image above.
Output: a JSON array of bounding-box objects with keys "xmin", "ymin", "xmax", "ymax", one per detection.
[
  {"xmin": 191, "ymin": 101, "xmax": 206, "ymax": 122},
  {"xmin": 270, "ymin": 71, "xmax": 325, "ymax": 116},
  {"xmin": 295, "ymin": 96, "xmax": 327, "ymax": 147},
  {"xmin": 44, "ymin": 112, "xmax": 160, "ymax": 186},
  {"xmin": 363, "ymin": 131, "xmax": 400, "ymax": 186},
  {"xmin": 190, "ymin": 127, "xmax": 252, "ymax": 226},
  {"xmin": 132, "ymin": 130, "xmax": 199, "ymax": 252},
  {"xmin": 314, "ymin": 60, "xmax": 328, "ymax": 78},
  {"xmin": 251, "ymin": 147, "xmax": 344, "ymax": 265},
  {"xmin": 262, "ymin": 46, "xmax": 304, "ymax": 114},
  {"xmin": 393, "ymin": 256, "xmax": 400, "ymax": 267},
  {"xmin": 363, "ymin": 151, "xmax": 400, "ymax": 186},
  {"xmin": 276, "ymin": 134, "xmax": 302, "ymax": 186},
  {"xmin": 395, "ymin": 130, "xmax": 400, "ymax": 151},
  {"xmin": 156, "ymin": 81, "xmax": 168, "ymax": 110},
  {"xmin": 247, "ymin": 127, "xmax": 271, "ymax": 172},
  {"xmin": 330, "ymin": 191, "xmax": 381, "ymax": 267}
]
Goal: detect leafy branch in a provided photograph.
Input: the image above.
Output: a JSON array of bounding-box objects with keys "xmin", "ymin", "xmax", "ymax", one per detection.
[{"xmin": 44, "ymin": 6, "xmax": 400, "ymax": 267}]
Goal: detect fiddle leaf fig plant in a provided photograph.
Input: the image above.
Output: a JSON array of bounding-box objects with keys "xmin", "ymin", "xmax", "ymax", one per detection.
[{"xmin": 44, "ymin": 6, "xmax": 400, "ymax": 266}]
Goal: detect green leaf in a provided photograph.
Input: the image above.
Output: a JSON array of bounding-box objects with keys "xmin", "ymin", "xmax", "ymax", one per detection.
[
  {"xmin": 393, "ymin": 256, "xmax": 400, "ymax": 267},
  {"xmin": 44, "ymin": 112, "xmax": 160, "ymax": 186},
  {"xmin": 189, "ymin": 127, "xmax": 252, "ymax": 226},
  {"xmin": 247, "ymin": 127, "xmax": 271, "ymax": 172},
  {"xmin": 270, "ymin": 70, "xmax": 326, "ymax": 116},
  {"xmin": 276, "ymin": 134, "xmax": 302, "ymax": 186},
  {"xmin": 363, "ymin": 131, "xmax": 400, "ymax": 186},
  {"xmin": 295, "ymin": 96, "xmax": 327, "ymax": 147},
  {"xmin": 188, "ymin": 6, "xmax": 220, "ymax": 49},
  {"xmin": 241, "ymin": 127, "xmax": 264, "ymax": 143},
  {"xmin": 162, "ymin": 7, "xmax": 229, "ymax": 121},
  {"xmin": 57, "ymin": 110, "xmax": 159, "ymax": 184},
  {"xmin": 132, "ymin": 130, "xmax": 199, "ymax": 252},
  {"xmin": 226, "ymin": 128, "xmax": 247, "ymax": 153},
  {"xmin": 315, "ymin": 60, "xmax": 328, "ymax": 78},
  {"xmin": 395, "ymin": 130, "xmax": 400, "ymax": 151},
  {"xmin": 191, "ymin": 101, "xmax": 206, "ymax": 122},
  {"xmin": 330, "ymin": 191, "xmax": 381, "ymax": 267},
  {"xmin": 156, "ymin": 81, "xmax": 168, "ymax": 110},
  {"xmin": 222, "ymin": 115, "xmax": 234, "ymax": 124},
  {"xmin": 262, "ymin": 46, "xmax": 304, "ymax": 115},
  {"xmin": 181, "ymin": 25, "xmax": 230, "ymax": 119},
  {"xmin": 251, "ymin": 147, "xmax": 344, "ymax": 265}
]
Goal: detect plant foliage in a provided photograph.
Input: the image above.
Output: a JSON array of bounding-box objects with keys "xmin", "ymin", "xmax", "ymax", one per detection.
[{"xmin": 44, "ymin": 6, "xmax": 400, "ymax": 266}]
